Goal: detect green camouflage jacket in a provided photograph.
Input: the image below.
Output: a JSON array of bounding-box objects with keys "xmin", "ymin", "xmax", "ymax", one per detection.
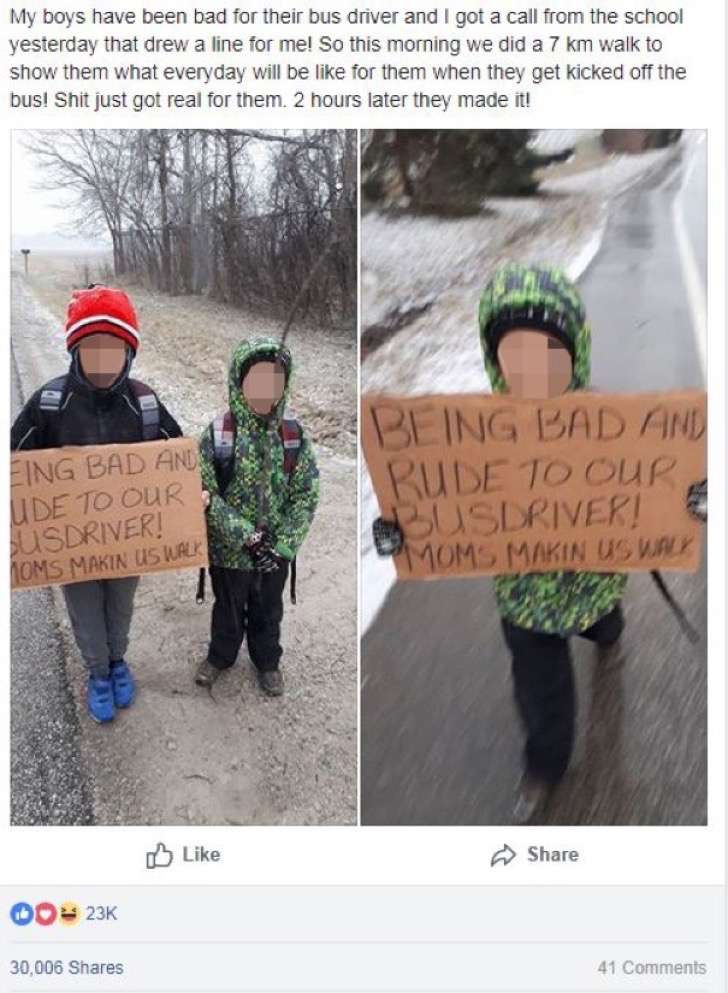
[
  {"xmin": 478, "ymin": 263, "xmax": 627, "ymax": 635},
  {"xmin": 200, "ymin": 338, "xmax": 320, "ymax": 570}
]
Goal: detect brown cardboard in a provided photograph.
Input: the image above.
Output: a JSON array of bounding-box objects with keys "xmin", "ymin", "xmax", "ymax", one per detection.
[
  {"xmin": 361, "ymin": 390, "xmax": 706, "ymax": 580},
  {"xmin": 11, "ymin": 437, "xmax": 209, "ymax": 590}
]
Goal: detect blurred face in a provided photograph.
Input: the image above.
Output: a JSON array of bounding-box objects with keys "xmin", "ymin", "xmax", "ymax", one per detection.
[
  {"xmin": 496, "ymin": 328, "xmax": 573, "ymax": 399},
  {"xmin": 241, "ymin": 360, "xmax": 286, "ymax": 415},
  {"xmin": 78, "ymin": 333, "xmax": 127, "ymax": 388}
]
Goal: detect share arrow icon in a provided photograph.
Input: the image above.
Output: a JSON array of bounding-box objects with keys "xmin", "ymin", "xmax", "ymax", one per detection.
[{"xmin": 490, "ymin": 843, "xmax": 517, "ymax": 867}]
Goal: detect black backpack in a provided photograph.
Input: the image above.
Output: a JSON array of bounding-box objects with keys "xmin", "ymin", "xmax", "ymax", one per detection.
[
  {"xmin": 211, "ymin": 409, "xmax": 302, "ymax": 495},
  {"xmin": 39, "ymin": 375, "xmax": 160, "ymax": 440}
]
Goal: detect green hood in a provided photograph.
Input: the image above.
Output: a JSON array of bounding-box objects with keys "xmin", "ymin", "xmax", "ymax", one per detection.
[
  {"xmin": 228, "ymin": 336, "xmax": 293, "ymax": 428},
  {"xmin": 478, "ymin": 262, "xmax": 591, "ymax": 393},
  {"xmin": 199, "ymin": 337, "xmax": 319, "ymax": 570},
  {"xmin": 477, "ymin": 263, "xmax": 626, "ymax": 636}
]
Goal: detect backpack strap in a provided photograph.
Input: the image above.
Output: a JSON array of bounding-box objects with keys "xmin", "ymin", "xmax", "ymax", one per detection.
[
  {"xmin": 212, "ymin": 410, "xmax": 236, "ymax": 495},
  {"xmin": 38, "ymin": 375, "xmax": 69, "ymax": 413},
  {"xmin": 649, "ymin": 570, "xmax": 700, "ymax": 644},
  {"xmin": 129, "ymin": 379, "xmax": 160, "ymax": 441},
  {"xmin": 197, "ymin": 410, "xmax": 236, "ymax": 603},
  {"xmin": 212, "ymin": 413, "xmax": 301, "ymax": 485},
  {"xmin": 279, "ymin": 417, "xmax": 302, "ymax": 480},
  {"xmin": 289, "ymin": 558, "xmax": 297, "ymax": 605},
  {"xmin": 279, "ymin": 418, "xmax": 302, "ymax": 606}
]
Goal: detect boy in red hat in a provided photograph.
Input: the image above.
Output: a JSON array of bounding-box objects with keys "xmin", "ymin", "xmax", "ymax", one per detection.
[{"xmin": 11, "ymin": 286, "xmax": 183, "ymax": 723}]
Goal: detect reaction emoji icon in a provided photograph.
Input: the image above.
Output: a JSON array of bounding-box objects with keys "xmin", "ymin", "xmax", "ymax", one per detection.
[
  {"xmin": 35, "ymin": 902, "xmax": 58, "ymax": 926},
  {"xmin": 59, "ymin": 901, "xmax": 82, "ymax": 927},
  {"xmin": 9, "ymin": 902, "xmax": 34, "ymax": 926}
]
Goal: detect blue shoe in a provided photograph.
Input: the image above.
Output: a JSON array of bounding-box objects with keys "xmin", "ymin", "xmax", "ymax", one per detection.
[
  {"xmin": 110, "ymin": 660, "xmax": 136, "ymax": 708},
  {"xmin": 88, "ymin": 677, "xmax": 115, "ymax": 723}
]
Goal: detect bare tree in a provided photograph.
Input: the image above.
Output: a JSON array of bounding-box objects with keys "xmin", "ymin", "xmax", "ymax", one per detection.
[{"xmin": 26, "ymin": 129, "xmax": 356, "ymax": 328}]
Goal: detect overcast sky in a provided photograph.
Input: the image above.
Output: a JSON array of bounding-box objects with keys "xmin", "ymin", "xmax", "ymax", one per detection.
[
  {"xmin": 12, "ymin": 133, "xmax": 110, "ymax": 251},
  {"xmin": 11, "ymin": 130, "xmax": 282, "ymax": 252}
]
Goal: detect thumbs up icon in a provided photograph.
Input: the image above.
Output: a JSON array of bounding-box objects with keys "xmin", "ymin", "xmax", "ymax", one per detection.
[
  {"xmin": 10, "ymin": 902, "xmax": 34, "ymax": 926},
  {"xmin": 146, "ymin": 842, "xmax": 174, "ymax": 869}
]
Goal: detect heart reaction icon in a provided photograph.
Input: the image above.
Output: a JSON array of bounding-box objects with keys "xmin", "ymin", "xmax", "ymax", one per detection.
[{"xmin": 35, "ymin": 902, "xmax": 57, "ymax": 926}]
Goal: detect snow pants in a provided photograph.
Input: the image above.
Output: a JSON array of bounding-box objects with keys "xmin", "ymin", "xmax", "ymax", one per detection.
[
  {"xmin": 501, "ymin": 604, "xmax": 625, "ymax": 784},
  {"xmin": 62, "ymin": 576, "xmax": 140, "ymax": 679},
  {"xmin": 207, "ymin": 564, "xmax": 289, "ymax": 673}
]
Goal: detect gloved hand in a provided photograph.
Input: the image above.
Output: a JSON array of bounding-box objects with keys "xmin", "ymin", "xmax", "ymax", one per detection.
[
  {"xmin": 246, "ymin": 529, "xmax": 284, "ymax": 573},
  {"xmin": 687, "ymin": 479, "xmax": 707, "ymax": 522},
  {"xmin": 372, "ymin": 517, "xmax": 403, "ymax": 557}
]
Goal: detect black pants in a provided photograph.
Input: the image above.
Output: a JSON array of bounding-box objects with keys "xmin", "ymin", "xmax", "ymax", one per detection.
[
  {"xmin": 207, "ymin": 563, "xmax": 289, "ymax": 672},
  {"xmin": 501, "ymin": 605, "xmax": 624, "ymax": 785}
]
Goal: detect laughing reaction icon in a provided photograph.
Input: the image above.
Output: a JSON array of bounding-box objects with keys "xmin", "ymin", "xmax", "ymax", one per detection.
[{"xmin": 59, "ymin": 902, "xmax": 82, "ymax": 926}]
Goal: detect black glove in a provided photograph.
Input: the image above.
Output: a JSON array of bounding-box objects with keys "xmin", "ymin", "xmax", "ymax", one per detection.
[
  {"xmin": 246, "ymin": 529, "xmax": 284, "ymax": 573},
  {"xmin": 372, "ymin": 517, "xmax": 403, "ymax": 557},
  {"xmin": 687, "ymin": 480, "xmax": 707, "ymax": 522}
]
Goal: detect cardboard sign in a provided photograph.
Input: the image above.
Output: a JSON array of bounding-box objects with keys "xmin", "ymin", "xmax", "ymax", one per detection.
[
  {"xmin": 11, "ymin": 437, "xmax": 208, "ymax": 590},
  {"xmin": 362, "ymin": 390, "xmax": 706, "ymax": 580}
]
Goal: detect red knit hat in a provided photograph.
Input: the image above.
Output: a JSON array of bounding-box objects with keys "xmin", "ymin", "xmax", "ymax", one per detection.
[{"xmin": 65, "ymin": 286, "xmax": 140, "ymax": 352}]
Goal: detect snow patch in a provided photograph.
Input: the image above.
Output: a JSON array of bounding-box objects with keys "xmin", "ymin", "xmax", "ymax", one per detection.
[
  {"xmin": 541, "ymin": 145, "xmax": 676, "ymax": 198},
  {"xmin": 529, "ymin": 129, "xmax": 601, "ymax": 155}
]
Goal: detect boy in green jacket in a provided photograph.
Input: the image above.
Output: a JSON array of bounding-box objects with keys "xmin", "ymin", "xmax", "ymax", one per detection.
[
  {"xmin": 196, "ymin": 338, "xmax": 319, "ymax": 697},
  {"xmin": 375, "ymin": 263, "xmax": 706, "ymax": 821},
  {"xmin": 375, "ymin": 264, "xmax": 628, "ymax": 820},
  {"xmin": 477, "ymin": 264, "xmax": 627, "ymax": 819}
]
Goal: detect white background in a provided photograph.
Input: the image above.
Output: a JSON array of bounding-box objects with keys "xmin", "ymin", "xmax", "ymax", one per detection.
[{"xmin": 0, "ymin": 0, "xmax": 725, "ymax": 891}]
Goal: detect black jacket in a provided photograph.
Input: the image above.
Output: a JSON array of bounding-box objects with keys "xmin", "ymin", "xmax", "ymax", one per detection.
[{"xmin": 11, "ymin": 355, "xmax": 182, "ymax": 451}]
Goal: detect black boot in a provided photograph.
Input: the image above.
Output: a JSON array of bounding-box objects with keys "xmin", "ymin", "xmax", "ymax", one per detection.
[
  {"xmin": 195, "ymin": 659, "xmax": 224, "ymax": 688},
  {"xmin": 258, "ymin": 669, "xmax": 284, "ymax": 697}
]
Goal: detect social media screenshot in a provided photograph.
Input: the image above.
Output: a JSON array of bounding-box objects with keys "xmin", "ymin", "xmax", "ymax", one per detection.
[{"xmin": 1, "ymin": 1, "xmax": 726, "ymax": 991}]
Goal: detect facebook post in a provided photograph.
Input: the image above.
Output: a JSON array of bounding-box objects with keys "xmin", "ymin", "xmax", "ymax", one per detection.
[{"xmin": 1, "ymin": 2, "xmax": 725, "ymax": 993}]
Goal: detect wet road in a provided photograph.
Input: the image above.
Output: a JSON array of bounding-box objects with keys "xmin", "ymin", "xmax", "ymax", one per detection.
[
  {"xmin": 585, "ymin": 138, "xmax": 705, "ymax": 388},
  {"xmin": 361, "ymin": 141, "xmax": 707, "ymax": 826},
  {"xmin": 10, "ymin": 355, "xmax": 94, "ymax": 825}
]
